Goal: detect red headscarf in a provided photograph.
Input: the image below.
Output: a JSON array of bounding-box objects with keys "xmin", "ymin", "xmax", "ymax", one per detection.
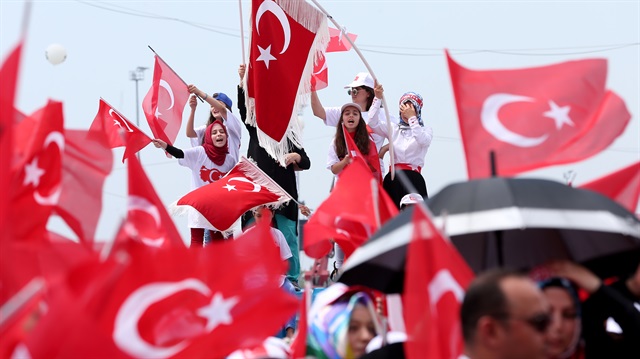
[{"xmin": 203, "ymin": 120, "xmax": 229, "ymax": 166}]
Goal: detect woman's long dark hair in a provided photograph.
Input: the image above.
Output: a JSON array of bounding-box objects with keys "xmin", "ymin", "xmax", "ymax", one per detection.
[
  {"xmin": 362, "ymin": 86, "xmax": 374, "ymax": 111},
  {"xmin": 334, "ymin": 108, "xmax": 370, "ymax": 159}
]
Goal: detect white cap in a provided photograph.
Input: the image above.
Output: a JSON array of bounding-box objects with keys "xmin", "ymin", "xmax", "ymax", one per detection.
[
  {"xmin": 344, "ymin": 72, "xmax": 374, "ymax": 89},
  {"xmin": 400, "ymin": 193, "xmax": 424, "ymax": 207},
  {"xmin": 340, "ymin": 102, "xmax": 363, "ymax": 113}
]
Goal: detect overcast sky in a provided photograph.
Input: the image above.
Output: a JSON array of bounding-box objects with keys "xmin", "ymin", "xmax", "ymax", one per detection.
[{"xmin": 1, "ymin": 0, "xmax": 638, "ymax": 265}]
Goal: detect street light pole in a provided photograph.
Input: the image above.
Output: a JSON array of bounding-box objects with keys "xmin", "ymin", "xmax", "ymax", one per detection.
[{"xmin": 129, "ymin": 66, "xmax": 148, "ymax": 159}]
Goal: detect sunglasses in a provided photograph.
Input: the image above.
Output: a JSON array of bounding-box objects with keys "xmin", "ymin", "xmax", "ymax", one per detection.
[
  {"xmin": 347, "ymin": 87, "xmax": 362, "ymax": 96},
  {"xmin": 512, "ymin": 313, "xmax": 552, "ymax": 333}
]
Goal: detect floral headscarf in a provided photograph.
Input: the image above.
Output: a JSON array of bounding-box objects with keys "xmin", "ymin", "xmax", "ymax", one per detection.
[
  {"xmin": 398, "ymin": 91, "xmax": 424, "ymax": 126},
  {"xmin": 307, "ymin": 291, "xmax": 381, "ymax": 359}
]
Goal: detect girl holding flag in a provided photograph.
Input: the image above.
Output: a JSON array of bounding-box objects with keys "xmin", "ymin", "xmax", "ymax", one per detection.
[
  {"xmin": 368, "ymin": 84, "xmax": 432, "ymax": 208},
  {"xmin": 152, "ymin": 84, "xmax": 242, "ymax": 247},
  {"xmin": 327, "ymin": 102, "xmax": 382, "ymax": 183}
]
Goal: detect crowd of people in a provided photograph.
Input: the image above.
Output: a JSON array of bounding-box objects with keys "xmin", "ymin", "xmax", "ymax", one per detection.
[{"xmin": 149, "ymin": 68, "xmax": 638, "ymax": 358}]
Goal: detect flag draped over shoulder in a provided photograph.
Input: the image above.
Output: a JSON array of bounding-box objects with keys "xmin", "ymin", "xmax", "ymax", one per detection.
[
  {"xmin": 142, "ymin": 55, "xmax": 189, "ymax": 145},
  {"xmin": 447, "ymin": 51, "xmax": 631, "ymax": 179},
  {"xmin": 579, "ymin": 161, "xmax": 640, "ymax": 213},
  {"xmin": 89, "ymin": 98, "xmax": 152, "ymax": 162},
  {"xmin": 244, "ymin": 0, "xmax": 329, "ymax": 165},
  {"xmin": 403, "ymin": 205, "xmax": 474, "ymax": 359},
  {"xmin": 173, "ymin": 157, "xmax": 293, "ymax": 236}
]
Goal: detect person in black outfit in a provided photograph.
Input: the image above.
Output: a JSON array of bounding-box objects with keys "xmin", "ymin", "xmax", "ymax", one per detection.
[{"xmin": 237, "ymin": 64, "xmax": 311, "ymax": 287}]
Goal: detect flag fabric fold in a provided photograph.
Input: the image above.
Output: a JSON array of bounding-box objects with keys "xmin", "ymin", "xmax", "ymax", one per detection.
[
  {"xmin": 142, "ymin": 55, "xmax": 189, "ymax": 145},
  {"xmin": 89, "ymin": 98, "xmax": 152, "ymax": 162},
  {"xmin": 53, "ymin": 129, "xmax": 113, "ymax": 244},
  {"xmin": 579, "ymin": 161, "xmax": 640, "ymax": 213},
  {"xmin": 403, "ymin": 205, "xmax": 474, "ymax": 359},
  {"xmin": 303, "ymin": 155, "xmax": 397, "ymax": 259},
  {"xmin": 173, "ymin": 157, "xmax": 293, "ymax": 236},
  {"xmin": 326, "ymin": 27, "xmax": 357, "ymax": 53},
  {"xmin": 447, "ymin": 51, "xmax": 632, "ymax": 179},
  {"xmin": 244, "ymin": 0, "xmax": 330, "ymax": 165}
]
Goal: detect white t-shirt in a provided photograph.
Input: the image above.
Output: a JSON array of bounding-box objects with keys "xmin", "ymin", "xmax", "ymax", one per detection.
[{"xmin": 242, "ymin": 225, "xmax": 292, "ymax": 286}]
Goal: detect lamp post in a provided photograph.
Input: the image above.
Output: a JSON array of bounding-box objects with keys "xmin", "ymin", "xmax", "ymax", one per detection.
[{"xmin": 129, "ymin": 66, "xmax": 148, "ymax": 159}]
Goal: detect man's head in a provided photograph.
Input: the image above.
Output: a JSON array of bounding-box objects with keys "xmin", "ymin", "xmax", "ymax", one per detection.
[{"xmin": 461, "ymin": 269, "xmax": 550, "ymax": 359}]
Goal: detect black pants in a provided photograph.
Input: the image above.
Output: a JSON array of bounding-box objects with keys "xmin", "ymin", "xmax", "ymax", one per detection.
[{"xmin": 382, "ymin": 169, "xmax": 428, "ymax": 209}]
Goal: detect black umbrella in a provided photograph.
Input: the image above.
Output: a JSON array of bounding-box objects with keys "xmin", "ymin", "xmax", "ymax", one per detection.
[
  {"xmin": 427, "ymin": 177, "xmax": 640, "ymax": 278},
  {"xmin": 339, "ymin": 177, "xmax": 640, "ymax": 293}
]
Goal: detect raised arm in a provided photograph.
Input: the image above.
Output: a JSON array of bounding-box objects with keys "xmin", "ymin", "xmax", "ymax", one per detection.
[
  {"xmin": 367, "ymin": 84, "xmax": 390, "ymax": 138},
  {"xmin": 401, "ymin": 102, "xmax": 432, "ymax": 146},
  {"xmin": 310, "ymin": 91, "xmax": 327, "ymax": 121},
  {"xmin": 188, "ymin": 84, "xmax": 228, "ymax": 119},
  {"xmin": 152, "ymin": 139, "xmax": 184, "ymax": 158},
  {"xmin": 185, "ymin": 95, "xmax": 198, "ymax": 138}
]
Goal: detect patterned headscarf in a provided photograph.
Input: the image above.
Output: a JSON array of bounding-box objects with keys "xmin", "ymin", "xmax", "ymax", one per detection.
[
  {"xmin": 398, "ymin": 91, "xmax": 424, "ymax": 126},
  {"xmin": 307, "ymin": 292, "xmax": 381, "ymax": 359}
]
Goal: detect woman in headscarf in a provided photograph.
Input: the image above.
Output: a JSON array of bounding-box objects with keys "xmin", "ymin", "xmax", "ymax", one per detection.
[
  {"xmin": 307, "ymin": 287, "xmax": 382, "ymax": 359},
  {"xmin": 152, "ymin": 86, "xmax": 241, "ymax": 247},
  {"xmin": 539, "ymin": 277, "xmax": 584, "ymax": 359},
  {"xmin": 368, "ymin": 84, "xmax": 432, "ymax": 208}
]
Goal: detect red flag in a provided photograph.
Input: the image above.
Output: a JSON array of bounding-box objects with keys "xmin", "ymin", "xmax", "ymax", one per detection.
[
  {"xmin": 310, "ymin": 53, "xmax": 328, "ymax": 91},
  {"xmin": 326, "ymin": 27, "xmax": 357, "ymax": 52},
  {"xmin": 52, "ymin": 130, "xmax": 113, "ymax": 243},
  {"xmin": 8, "ymin": 101, "xmax": 65, "ymax": 241},
  {"xmin": 245, "ymin": 0, "xmax": 328, "ymax": 161},
  {"xmin": 303, "ymin": 156, "xmax": 398, "ymax": 259},
  {"xmin": 0, "ymin": 43, "xmax": 22, "ymax": 237},
  {"xmin": 28, "ymin": 226, "xmax": 297, "ymax": 359},
  {"xmin": 403, "ymin": 205, "xmax": 474, "ymax": 359},
  {"xmin": 579, "ymin": 161, "xmax": 640, "ymax": 213},
  {"xmin": 89, "ymin": 98, "xmax": 152, "ymax": 162},
  {"xmin": 142, "ymin": 55, "xmax": 189, "ymax": 145},
  {"xmin": 289, "ymin": 284, "xmax": 309, "ymax": 359},
  {"xmin": 120, "ymin": 155, "xmax": 185, "ymax": 249},
  {"xmin": 447, "ymin": 51, "xmax": 632, "ymax": 179},
  {"xmin": 175, "ymin": 157, "xmax": 292, "ymax": 234},
  {"xmin": 344, "ymin": 123, "xmax": 383, "ymax": 183}
]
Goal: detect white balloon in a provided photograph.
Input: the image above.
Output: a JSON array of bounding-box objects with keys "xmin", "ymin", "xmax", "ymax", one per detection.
[{"xmin": 45, "ymin": 44, "xmax": 67, "ymax": 65}]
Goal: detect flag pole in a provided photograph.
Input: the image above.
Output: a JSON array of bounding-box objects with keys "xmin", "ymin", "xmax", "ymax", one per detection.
[
  {"xmin": 147, "ymin": 46, "xmax": 204, "ymax": 102},
  {"xmin": 308, "ymin": 0, "xmax": 396, "ymax": 180},
  {"xmin": 371, "ymin": 178, "xmax": 381, "ymax": 228},
  {"xmin": 238, "ymin": 0, "xmax": 246, "ymax": 64}
]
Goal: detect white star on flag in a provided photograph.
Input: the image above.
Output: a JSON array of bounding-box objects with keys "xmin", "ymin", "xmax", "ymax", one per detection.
[
  {"xmin": 223, "ymin": 184, "xmax": 236, "ymax": 192},
  {"xmin": 23, "ymin": 158, "xmax": 45, "ymax": 187},
  {"xmin": 544, "ymin": 100, "xmax": 574, "ymax": 130},
  {"xmin": 256, "ymin": 45, "xmax": 277, "ymax": 69},
  {"xmin": 197, "ymin": 292, "xmax": 239, "ymax": 331}
]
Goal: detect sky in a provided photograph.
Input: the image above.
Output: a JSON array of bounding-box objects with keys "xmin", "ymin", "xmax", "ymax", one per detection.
[{"xmin": 1, "ymin": 0, "xmax": 638, "ymax": 269}]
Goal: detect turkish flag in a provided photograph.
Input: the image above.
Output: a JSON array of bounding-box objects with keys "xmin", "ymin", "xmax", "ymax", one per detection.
[
  {"xmin": 121, "ymin": 155, "xmax": 185, "ymax": 249},
  {"xmin": 0, "ymin": 42, "xmax": 22, "ymax": 238},
  {"xmin": 29, "ymin": 223, "xmax": 297, "ymax": 359},
  {"xmin": 175, "ymin": 157, "xmax": 292, "ymax": 233},
  {"xmin": 142, "ymin": 55, "xmax": 189, "ymax": 145},
  {"xmin": 326, "ymin": 27, "xmax": 357, "ymax": 52},
  {"xmin": 303, "ymin": 155, "xmax": 398, "ymax": 259},
  {"xmin": 310, "ymin": 53, "xmax": 328, "ymax": 91},
  {"xmin": 579, "ymin": 161, "xmax": 640, "ymax": 213},
  {"xmin": 403, "ymin": 205, "xmax": 474, "ymax": 359},
  {"xmin": 447, "ymin": 51, "xmax": 632, "ymax": 179},
  {"xmin": 8, "ymin": 100, "xmax": 64, "ymax": 241},
  {"xmin": 52, "ymin": 129, "xmax": 113, "ymax": 244},
  {"xmin": 89, "ymin": 98, "xmax": 152, "ymax": 162},
  {"xmin": 245, "ymin": 0, "xmax": 328, "ymax": 161},
  {"xmin": 344, "ymin": 123, "xmax": 383, "ymax": 183}
]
